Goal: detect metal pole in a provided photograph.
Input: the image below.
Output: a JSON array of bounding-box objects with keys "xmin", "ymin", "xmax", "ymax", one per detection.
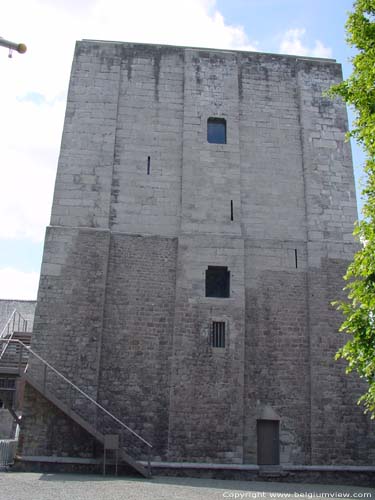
[
  {"xmin": 43, "ymin": 364, "xmax": 47, "ymax": 392},
  {"xmin": 0, "ymin": 37, "xmax": 27, "ymax": 54},
  {"xmin": 18, "ymin": 345, "xmax": 23, "ymax": 373},
  {"xmin": 68, "ymin": 383, "xmax": 73, "ymax": 412},
  {"xmin": 147, "ymin": 446, "xmax": 152, "ymax": 477}
]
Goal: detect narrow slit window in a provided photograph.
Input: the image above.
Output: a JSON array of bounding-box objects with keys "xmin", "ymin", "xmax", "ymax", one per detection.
[
  {"xmin": 294, "ymin": 249, "xmax": 298, "ymax": 269},
  {"xmin": 212, "ymin": 321, "xmax": 226, "ymax": 348},
  {"xmin": 205, "ymin": 266, "xmax": 230, "ymax": 298},
  {"xmin": 230, "ymin": 200, "xmax": 234, "ymax": 221},
  {"xmin": 147, "ymin": 156, "xmax": 151, "ymax": 175},
  {"xmin": 207, "ymin": 117, "xmax": 226, "ymax": 144}
]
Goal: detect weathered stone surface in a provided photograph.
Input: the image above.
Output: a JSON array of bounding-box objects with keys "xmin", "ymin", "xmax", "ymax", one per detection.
[
  {"xmin": 98, "ymin": 234, "xmax": 177, "ymax": 460},
  {"xmin": 21, "ymin": 40, "xmax": 375, "ymax": 466},
  {"xmin": 20, "ymin": 385, "xmax": 96, "ymax": 458}
]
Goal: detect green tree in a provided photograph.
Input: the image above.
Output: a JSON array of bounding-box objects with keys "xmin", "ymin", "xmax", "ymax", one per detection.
[{"xmin": 329, "ymin": 0, "xmax": 375, "ymax": 417}]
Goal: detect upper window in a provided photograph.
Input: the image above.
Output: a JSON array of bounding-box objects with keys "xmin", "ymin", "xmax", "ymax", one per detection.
[
  {"xmin": 207, "ymin": 117, "xmax": 226, "ymax": 144},
  {"xmin": 205, "ymin": 266, "xmax": 230, "ymax": 298}
]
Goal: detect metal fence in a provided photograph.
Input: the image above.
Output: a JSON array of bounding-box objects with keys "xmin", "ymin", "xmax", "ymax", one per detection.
[{"xmin": 0, "ymin": 439, "xmax": 17, "ymax": 467}]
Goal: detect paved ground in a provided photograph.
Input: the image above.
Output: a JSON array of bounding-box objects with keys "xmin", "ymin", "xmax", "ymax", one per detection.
[{"xmin": 0, "ymin": 473, "xmax": 374, "ymax": 500}]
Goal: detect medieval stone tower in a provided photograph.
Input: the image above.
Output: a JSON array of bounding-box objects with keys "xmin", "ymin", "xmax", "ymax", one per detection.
[{"xmin": 20, "ymin": 40, "xmax": 375, "ymax": 469}]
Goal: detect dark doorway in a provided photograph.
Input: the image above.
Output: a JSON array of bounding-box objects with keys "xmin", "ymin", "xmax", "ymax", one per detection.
[{"xmin": 257, "ymin": 419, "xmax": 280, "ymax": 465}]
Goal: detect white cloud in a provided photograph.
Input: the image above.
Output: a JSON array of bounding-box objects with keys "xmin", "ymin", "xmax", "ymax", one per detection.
[
  {"xmin": 0, "ymin": 268, "xmax": 39, "ymax": 300},
  {"xmin": 279, "ymin": 28, "xmax": 332, "ymax": 59},
  {"xmin": 0, "ymin": 96, "xmax": 62, "ymax": 241},
  {"xmin": 86, "ymin": 0, "xmax": 256, "ymax": 51}
]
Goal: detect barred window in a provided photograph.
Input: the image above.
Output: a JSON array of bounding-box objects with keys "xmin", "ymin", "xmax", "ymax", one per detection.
[{"xmin": 212, "ymin": 321, "xmax": 226, "ymax": 348}]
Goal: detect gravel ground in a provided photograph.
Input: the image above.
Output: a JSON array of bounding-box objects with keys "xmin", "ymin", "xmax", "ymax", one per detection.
[{"xmin": 0, "ymin": 473, "xmax": 374, "ymax": 500}]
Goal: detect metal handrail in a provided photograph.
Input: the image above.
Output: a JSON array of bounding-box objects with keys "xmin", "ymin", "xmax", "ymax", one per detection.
[
  {"xmin": 0, "ymin": 338, "xmax": 152, "ymax": 449},
  {"xmin": 0, "ymin": 309, "xmax": 16, "ymax": 339},
  {"xmin": 0, "ymin": 310, "xmax": 17, "ymax": 361},
  {"xmin": 0, "ymin": 310, "xmax": 29, "ymax": 362},
  {"xmin": 0, "ymin": 309, "xmax": 28, "ymax": 339}
]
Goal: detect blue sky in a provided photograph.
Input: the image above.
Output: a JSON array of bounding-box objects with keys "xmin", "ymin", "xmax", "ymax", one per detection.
[{"xmin": 0, "ymin": 0, "xmax": 364, "ymax": 299}]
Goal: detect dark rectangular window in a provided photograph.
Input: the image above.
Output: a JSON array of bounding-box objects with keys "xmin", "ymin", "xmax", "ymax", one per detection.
[
  {"xmin": 205, "ymin": 266, "xmax": 230, "ymax": 298},
  {"xmin": 207, "ymin": 117, "xmax": 226, "ymax": 144},
  {"xmin": 212, "ymin": 321, "xmax": 225, "ymax": 348}
]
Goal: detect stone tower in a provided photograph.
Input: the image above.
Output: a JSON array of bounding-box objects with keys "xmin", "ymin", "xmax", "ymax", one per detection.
[{"xmin": 20, "ymin": 40, "xmax": 375, "ymax": 467}]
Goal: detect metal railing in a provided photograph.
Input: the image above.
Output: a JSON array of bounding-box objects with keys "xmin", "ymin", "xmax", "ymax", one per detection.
[
  {"xmin": 0, "ymin": 309, "xmax": 29, "ymax": 339},
  {"xmin": 0, "ymin": 339, "xmax": 153, "ymax": 474},
  {"xmin": 0, "ymin": 439, "xmax": 17, "ymax": 467},
  {"xmin": 0, "ymin": 310, "xmax": 29, "ymax": 362}
]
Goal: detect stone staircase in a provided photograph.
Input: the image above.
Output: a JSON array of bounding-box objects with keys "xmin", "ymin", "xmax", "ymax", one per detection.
[{"xmin": 0, "ymin": 310, "xmax": 152, "ymax": 477}]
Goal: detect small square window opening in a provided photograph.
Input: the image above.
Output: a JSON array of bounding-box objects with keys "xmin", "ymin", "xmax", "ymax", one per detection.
[
  {"xmin": 205, "ymin": 266, "xmax": 230, "ymax": 298},
  {"xmin": 207, "ymin": 117, "xmax": 226, "ymax": 144}
]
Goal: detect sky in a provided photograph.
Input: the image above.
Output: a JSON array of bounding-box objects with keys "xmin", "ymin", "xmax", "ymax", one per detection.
[{"xmin": 0, "ymin": 0, "xmax": 364, "ymax": 300}]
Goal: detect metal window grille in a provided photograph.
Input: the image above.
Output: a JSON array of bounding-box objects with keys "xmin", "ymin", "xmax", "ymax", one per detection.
[
  {"xmin": 0, "ymin": 439, "xmax": 18, "ymax": 467},
  {"xmin": 212, "ymin": 321, "xmax": 226, "ymax": 348},
  {"xmin": 0, "ymin": 379, "xmax": 15, "ymax": 390}
]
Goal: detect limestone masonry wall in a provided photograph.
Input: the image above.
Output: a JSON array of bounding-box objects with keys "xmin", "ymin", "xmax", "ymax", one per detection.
[{"xmin": 22, "ymin": 40, "xmax": 375, "ymax": 466}]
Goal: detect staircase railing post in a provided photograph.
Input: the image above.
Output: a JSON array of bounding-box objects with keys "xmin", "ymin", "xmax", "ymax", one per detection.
[
  {"xmin": 12, "ymin": 313, "xmax": 15, "ymax": 331},
  {"xmin": 147, "ymin": 446, "xmax": 152, "ymax": 477},
  {"xmin": 43, "ymin": 364, "xmax": 47, "ymax": 392},
  {"xmin": 17, "ymin": 314, "xmax": 20, "ymax": 331},
  {"xmin": 68, "ymin": 382, "xmax": 73, "ymax": 412},
  {"xmin": 18, "ymin": 345, "xmax": 23, "ymax": 374}
]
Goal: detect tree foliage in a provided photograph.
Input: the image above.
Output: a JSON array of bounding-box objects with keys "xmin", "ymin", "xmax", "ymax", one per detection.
[{"xmin": 329, "ymin": 0, "xmax": 375, "ymax": 417}]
